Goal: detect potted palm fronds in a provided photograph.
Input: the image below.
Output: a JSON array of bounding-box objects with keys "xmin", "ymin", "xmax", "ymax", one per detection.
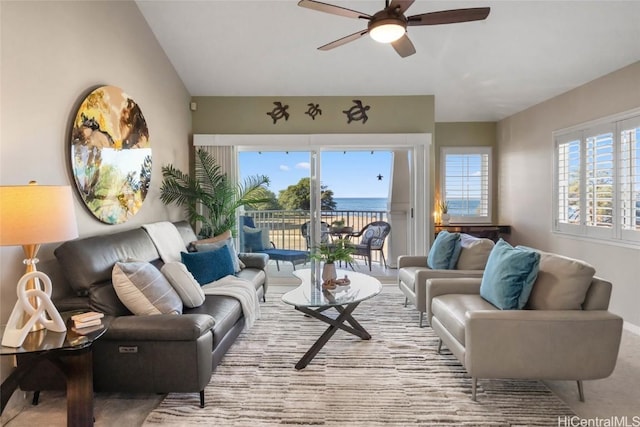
[{"xmin": 160, "ymin": 148, "xmax": 270, "ymax": 238}]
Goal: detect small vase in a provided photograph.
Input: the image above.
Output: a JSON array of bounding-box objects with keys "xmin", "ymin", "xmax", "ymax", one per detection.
[
  {"xmin": 441, "ymin": 213, "xmax": 450, "ymax": 225},
  {"xmin": 322, "ymin": 262, "xmax": 337, "ymax": 282}
]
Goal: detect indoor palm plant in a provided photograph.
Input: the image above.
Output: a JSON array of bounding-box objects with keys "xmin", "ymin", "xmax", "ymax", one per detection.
[{"xmin": 160, "ymin": 148, "xmax": 270, "ymax": 238}]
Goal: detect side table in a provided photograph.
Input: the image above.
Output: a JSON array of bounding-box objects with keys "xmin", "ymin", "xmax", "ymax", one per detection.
[{"xmin": 1, "ymin": 311, "xmax": 109, "ymax": 427}]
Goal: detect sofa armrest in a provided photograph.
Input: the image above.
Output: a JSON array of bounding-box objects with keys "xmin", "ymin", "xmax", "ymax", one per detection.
[
  {"xmin": 104, "ymin": 314, "xmax": 215, "ymax": 341},
  {"xmin": 426, "ymin": 278, "xmax": 482, "ymax": 323},
  {"xmin": 238, "ymin": 252, "xmax": 269, "ymax": 270},
  {"xmin": 398, "ymin": 255, "xmax": 428, "ymax": 269},
  {"xmin": 465, "ymin": 310, "xmax": 623, "ymax": 380}
]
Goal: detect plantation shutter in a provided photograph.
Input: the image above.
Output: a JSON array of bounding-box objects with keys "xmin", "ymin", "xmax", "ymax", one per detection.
[
  {"xmin": 441, "ymin": 147, "xmax": 491, "ymax": 223},
  {"xmin": 619, "ymin": 116, "xmax": 640, "ymax": 242}
]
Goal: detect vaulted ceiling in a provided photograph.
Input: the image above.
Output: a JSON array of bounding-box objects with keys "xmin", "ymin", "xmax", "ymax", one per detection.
[{"xmin": 136, "ymin": 1, "xmax": 640, "ymax": 122}]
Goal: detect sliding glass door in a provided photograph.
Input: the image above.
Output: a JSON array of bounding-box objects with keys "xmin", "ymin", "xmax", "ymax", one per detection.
[{"xmin": 195, "ymin": 133, "xmax": 431, "ymax": 262}]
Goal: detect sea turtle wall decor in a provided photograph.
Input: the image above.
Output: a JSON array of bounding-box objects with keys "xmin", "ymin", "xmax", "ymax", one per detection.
[
  {"xmin": 266, "ymin": 101, "xmax": 290, "ymax": 124},
  {"xmin": 343, "ymin": 99, "xmax": 370, "ymax": 124},
  {"xmin": 305, "ymin": 103, "xmax": 322, "ymax": 120}
]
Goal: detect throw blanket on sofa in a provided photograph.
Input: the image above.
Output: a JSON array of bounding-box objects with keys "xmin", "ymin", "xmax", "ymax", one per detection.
[
  {"xmin": 142, "ymin": 221, "xmax": 186, "ymax": 263},
  {"xmin": 143, "ymin": 221, "xmax": 261, "ymax": 330},
  {"xmin": 201, "ymin": 276, "xmax": 261, "ymax": 330}
]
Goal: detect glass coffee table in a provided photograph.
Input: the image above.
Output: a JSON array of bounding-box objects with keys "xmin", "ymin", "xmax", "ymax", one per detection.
[{"xmin": 282, "ymin": 269, "xmax": 382, "ymax": 370}]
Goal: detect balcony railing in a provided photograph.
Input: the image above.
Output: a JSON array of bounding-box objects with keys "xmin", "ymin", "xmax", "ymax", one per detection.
[{"xmin": 242, "ymin": 209, "xmax": 388, "ymax": 264}]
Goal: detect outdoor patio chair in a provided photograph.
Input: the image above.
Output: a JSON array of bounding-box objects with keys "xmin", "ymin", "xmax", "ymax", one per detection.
[
  {"xmin": 350, "ymin": 221, "xmax": 391, "ymax": 271},
  {"xmin": 300, "ymin": 221, "xmax": 332, "ymax": 249},
  {"xmin": 240, "ymin": 216, "xmax": 309, "ymax": 271}
]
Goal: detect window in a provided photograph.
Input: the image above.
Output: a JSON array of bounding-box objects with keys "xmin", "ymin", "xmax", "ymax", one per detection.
[
  {"xmin": 441, "ymin": 147, "xmax": 491, "ymax": 223},
  {"xmin": 554, "ymin": 109, "xmax": 640, "ymax": 244}
]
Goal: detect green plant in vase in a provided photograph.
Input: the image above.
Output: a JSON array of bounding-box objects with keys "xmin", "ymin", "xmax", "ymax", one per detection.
[
  {"xmin": 310, "ymin": 238, "xmax": 354, "ymax": 283},
  {"xmin": 438, "ymin": 200, "xmax": 451, "ymax": 225}
]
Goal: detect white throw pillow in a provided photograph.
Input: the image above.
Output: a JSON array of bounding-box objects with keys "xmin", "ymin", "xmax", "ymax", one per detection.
[
  {"xmin": 112, "ymin": 261, "xmax": 183, "ymax": 315},
  {"xmin": 161, "ymin": 262, "xmax": 205, "ymax": 308},
  {"xmin": 455, "ymin": 234, "xmax": 495, "ymax": 270},
  {"xmin": 525, "ymin": 251, "xmax": 596, "ymax": 310}
]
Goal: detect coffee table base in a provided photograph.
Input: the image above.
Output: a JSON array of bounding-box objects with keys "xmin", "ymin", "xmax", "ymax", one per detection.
[{"xmin": 294, "ymin": 302, "xmax": 371, "ymax": 370}]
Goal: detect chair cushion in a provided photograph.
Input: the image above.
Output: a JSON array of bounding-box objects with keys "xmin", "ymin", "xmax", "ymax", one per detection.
[
  {"xmin": 181, "ymin": 246, "xmax": 235, "ymax": 285},
  {"xmin": 260, "ymin": 248, "xmax": 309, "ymax": 263},
  {"xmin": 243, "ymin": 226, "xmax": 270, "ymax": 252},
  {"xmin": 480, "ymin": 239, "xmax": 541, "ymax": 310},
  {"xmin": 427, "ymin": 230, "xmax": 462, "ymax": 270},
  {"xmin": 161, "ymin": 262, "xmax": 205, "ymax": 308},
  {"xmin": 112, "ymin": 261, "xmax": 183, "ymax": 315},
  {"xmin": 525, "ymin": 250, "xmax": 596, "ymax": 310},
  {"xmin": 455, "ymin": 234, "xmax": 495, "ymax": 270}
]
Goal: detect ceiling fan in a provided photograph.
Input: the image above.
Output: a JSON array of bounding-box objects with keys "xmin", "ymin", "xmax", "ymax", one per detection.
[{"xmin": 298, "ymin": 0, "xmax": 490, "ymax": 58}]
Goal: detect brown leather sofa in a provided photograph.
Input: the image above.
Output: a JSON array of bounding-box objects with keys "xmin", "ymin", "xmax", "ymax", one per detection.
[{"xmin": 18, "ymin": 221, "xmax": 268, "ymax": 407}]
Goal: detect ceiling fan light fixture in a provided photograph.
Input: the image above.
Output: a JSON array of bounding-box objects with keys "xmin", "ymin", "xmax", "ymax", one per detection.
[{"xmin": 368, "ymin": 19, "xmax": 406, "ymax": 43}]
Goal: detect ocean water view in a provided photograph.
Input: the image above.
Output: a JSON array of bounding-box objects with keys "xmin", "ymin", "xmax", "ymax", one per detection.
[
  {"xmin": 331, "ymin": 198, "xmax": 482, "ymax": 215},
  {"xmin": 333, "ymin": 197, "xmax": 388, "ymax": 211}
]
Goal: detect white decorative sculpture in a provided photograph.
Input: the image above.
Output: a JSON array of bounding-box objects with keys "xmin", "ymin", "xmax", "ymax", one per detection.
[{"xmin": 2, "ymin": 271, "xmax": 66, "ymax": 348}]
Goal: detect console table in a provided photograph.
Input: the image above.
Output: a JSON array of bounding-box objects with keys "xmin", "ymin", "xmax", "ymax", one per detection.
[
  {"xmin": 434, "ymin": 224, "xmax": 511, "ymax": 242},
  {"xmin": 1, "ymin": 312, "xmax": 109, "ymax": 426}
]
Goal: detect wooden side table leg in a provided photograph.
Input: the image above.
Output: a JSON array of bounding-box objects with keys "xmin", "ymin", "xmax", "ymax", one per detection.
[{"xmin": 63, "ymin": 349, "xmax": 94, "ymax": 427}]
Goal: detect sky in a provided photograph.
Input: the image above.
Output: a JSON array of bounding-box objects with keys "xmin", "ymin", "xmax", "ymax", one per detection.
[{"xmin": 239, "ymin": 150, "xmax": 391, "ymax": 198}]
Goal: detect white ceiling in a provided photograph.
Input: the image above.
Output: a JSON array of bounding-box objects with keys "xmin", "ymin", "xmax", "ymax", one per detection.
[{"xmin": 136, "ymin": 0, "xmax": 640, "ymax": 122}]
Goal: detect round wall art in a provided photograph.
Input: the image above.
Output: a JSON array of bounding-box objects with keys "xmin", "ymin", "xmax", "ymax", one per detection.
[{"xmin": 70, "ymin": 85, "xmax": 151, "ymax": 224}]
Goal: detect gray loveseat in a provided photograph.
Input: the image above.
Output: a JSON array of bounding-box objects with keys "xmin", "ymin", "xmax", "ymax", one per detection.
[
  {"xmin": 18, "ymin": 221, "xmax": 268, "ymax": 407},
  {"xmin": 426, "ymin": 248, "xmax": 623, "ymax": 401}
]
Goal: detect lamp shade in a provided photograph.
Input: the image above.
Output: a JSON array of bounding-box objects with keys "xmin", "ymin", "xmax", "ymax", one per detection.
[
  {"xmin": 0, "ymin": 183, "xmax": 79, "ymax": 246},
  {"xmin": 369, "ymin": 19, "xmax": 406, "ymax": 43}
]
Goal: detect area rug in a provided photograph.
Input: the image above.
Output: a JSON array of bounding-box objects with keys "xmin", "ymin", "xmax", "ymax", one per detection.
[{"xmin": 144, "ymin": 286, "xmax": 575, "ymax": 426}]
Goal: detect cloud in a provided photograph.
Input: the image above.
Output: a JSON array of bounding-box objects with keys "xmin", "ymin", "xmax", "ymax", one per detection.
[
  {"xmin": 296, "ymin": 162, "xmax": 310, "ymax": 170},
  {"xmin": 279, "ymin": 165, "xmax": 290, "ymax": 171},
  {"xmin": 471, "ymin": 170, "xmax": 482, "ymax": 176}
]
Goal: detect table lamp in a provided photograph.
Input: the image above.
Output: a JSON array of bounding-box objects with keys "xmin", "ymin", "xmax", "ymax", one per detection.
[{"xmin": 0, "ymin": 182, "xmax": 79, "ymax": 347}]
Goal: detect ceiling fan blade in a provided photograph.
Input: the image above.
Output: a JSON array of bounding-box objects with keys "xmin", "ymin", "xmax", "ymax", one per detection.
[
  {"xmin": 318, "ymin": 29, "xmax": 369, "ymax": 51},
  {"xmin": 407, "ymin": 7, "xmax": 490, "ymax": 26},
  {"xmin": 298, "ymin": 0, "xmax": 371, "ymax": 20},
  {"xmin": 389, "ymin": 0, "xmax": 415, "ymax": 15},
  {"xmin": 391, "ymin": 34, "xmax": 416, "ymax": 58}
]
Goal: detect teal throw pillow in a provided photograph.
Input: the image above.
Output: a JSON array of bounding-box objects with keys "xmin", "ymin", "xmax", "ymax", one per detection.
[
  {"xmin": 427, "ymin": 230, "xmax": 462, "ymax": 270},
  {"xmin": 195, "ymin": 237, "xmax": 241, "ymax": 273},
  {"xmin": 181, "ymin": 246, "xmax": 235, "ymax": 285},
  {"xmin": 480, "ymin": 239, "xmax": 541, "ymax": 310}
]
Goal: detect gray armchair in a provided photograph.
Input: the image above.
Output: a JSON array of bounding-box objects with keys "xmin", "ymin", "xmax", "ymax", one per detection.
[{"xmin": 398, "ymin": 234, "xmax": 494, "ymax": 327}]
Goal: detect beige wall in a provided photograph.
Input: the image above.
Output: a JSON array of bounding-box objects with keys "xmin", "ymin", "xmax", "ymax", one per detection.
[
  {"xmin": 192, "ymin": 96, "xmax": 435, "ymax": 134},
  {"xmin": 497, "ymin": 61, "xmax": 640, "ymax": 329},
  {"xmin": 434, "ymin": 122, "xmax": 498, "ymax": 222},
  {"xmin": 0, "ymin": 0, "xmax": 191, "ymax": 367}
]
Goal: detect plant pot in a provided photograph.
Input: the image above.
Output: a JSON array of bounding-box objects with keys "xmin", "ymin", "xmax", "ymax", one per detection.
[
  {"xmin": 322, "ymin": 263, "xmax": 337, "ymax": 282},
  {"xmin": 441, "ymin": 213, "xmax": 450, "ymax": 225}
]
